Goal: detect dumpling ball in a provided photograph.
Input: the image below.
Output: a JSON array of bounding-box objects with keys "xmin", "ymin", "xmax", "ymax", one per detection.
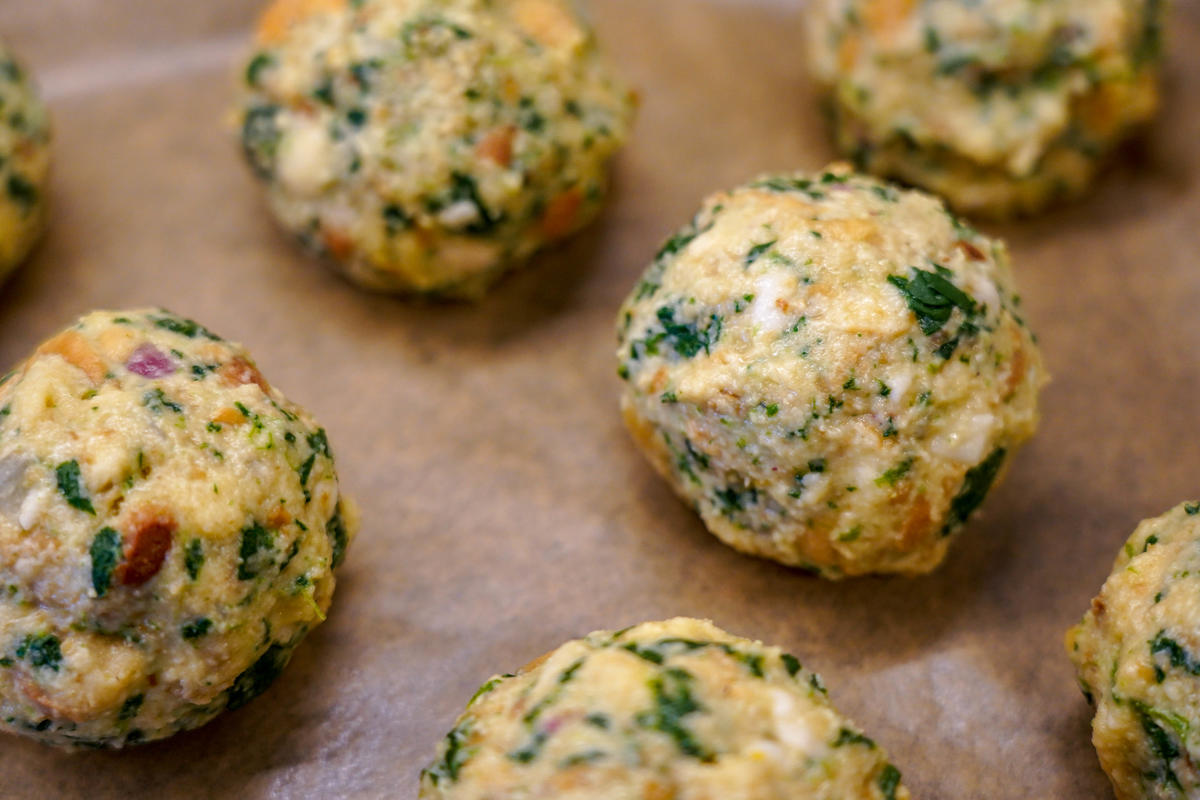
[
  {"xmin": 805, "ymin": 0, "xmax": 1168, "ymax": 217},
  {"xmin": 0, "ymin": 309, "xmax": 355, "ymax": 747},
  {"xmin": 616, "ymin": 164, "xmax": 1045, "ymax": 578},
  {"xmin": 236, "ymin": 0, "xmax": 636, "ymax": 298},
  {"xmin": 0, "ymin": 42, "xmax": 50, "ymax": 277},
  {"xmin": 420, "ymin": 617, "xmax": 910, "ymax": 799},
  {"xmin": 1067, "ymin": 502, "xmax": 1200, "ymax": 799}
]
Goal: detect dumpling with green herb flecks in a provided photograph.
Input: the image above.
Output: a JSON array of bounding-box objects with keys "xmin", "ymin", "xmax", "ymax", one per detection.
[
  {"xmin": 420, "ymin": 617, "xmax": 911, "ymax": 799},
  {"xmin": 616, "ymin": 164, "xmax": 1045, "ymax": 578},
  {"xmin": 0, "ymin": 41, "xmax": 50, "ymax": 278},
  {"xmin": 1067, "ymin": 501, "xmax": 1200, "ymax": 799},
  {"xmin": 805, "ymin": 0, "xmax": 1168, "ymax": 218},
  {"xmin": 0, "ymin": 309, "xmax": 355, "ymax": 748},
  {"xmin": 235, "ymin": 0, "xmax": 635, "ymax": 298}
]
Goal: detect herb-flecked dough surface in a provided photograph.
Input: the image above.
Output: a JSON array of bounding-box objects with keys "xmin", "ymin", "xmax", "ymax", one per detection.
[
  {"xmin": 0, "ymin": 309, "xmax": 356, "ymax": 747},
  {"xmin": 0, "ymin": 41, "xmax": 50, "ymax": 278},
  {"xmin": 616, "ymin": 164, "xmax": 1045, "ymax": 578},
  {"xmin": 236, "ymin": 0, "xmax": 636, "ymax": 298},
  {"xmin": 805, "ymin": 0, "xmax": 1168, "ymax": 217},
  {"xmin": 420, "ymin": 618, "xmax": 911, "ymax": 800},
  {"xmin": 1067, "ymin": 502, "xmax": 1200, "ymax": 800}
]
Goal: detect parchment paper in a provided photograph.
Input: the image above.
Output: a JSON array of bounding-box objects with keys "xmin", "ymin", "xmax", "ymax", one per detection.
[{"xmin": 0, "ymin": 0, "xmax": 1197, "ymax": 797}]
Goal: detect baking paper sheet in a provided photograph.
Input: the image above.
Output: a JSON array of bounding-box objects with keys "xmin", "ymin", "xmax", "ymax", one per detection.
[{"xmin": 0, "ymin": 0, "xmax": 1198, "ymax": 796}]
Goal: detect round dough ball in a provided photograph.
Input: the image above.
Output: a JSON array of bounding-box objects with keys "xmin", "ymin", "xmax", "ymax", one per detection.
[
  {"xmin": 236, "ymin": 0, "xmax": 636, "ymax": 298},
  {"xmin": 0, "ymin": 309, "xmax": 356, "ymax": 747},
  {"xmin": 1067, "ymin": 502, "xmax": 1200, "ymax": 799},
  {"xmin": 0, "ymin": 43, "xmax": 50, "ymax": 277},
  {"xmin": 419, "ymin": 617, "xmax": 910, "ymax": 799},
  {"xmin": 616, "ymin": 165, "xmax": 1045, "ymax": 578},
  {"xmin": 805, "ymin": 0, "xmax": 1167, "ymax": 217}
]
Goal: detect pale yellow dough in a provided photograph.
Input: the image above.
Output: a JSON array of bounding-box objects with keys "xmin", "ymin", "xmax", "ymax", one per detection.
[
  {"xmin": 806, "ymin": 0, "xmax": 1168, "ymax": 217},
  {"xmin": 237, "ymin": 0, "xmax": 635, "ymax": 297},
  {"xmin": 616, "ymin": 165, "xmax": 1045, "ymax": 578},
  {"xmin": 0, "ymin": 309, "xmax": 355, "ymax": 747},
  {"xmin": 0, "ymin": 43, "xmax": 50, "ymax": 277},
  {"xmin": 420, "ymin": 618, "xmax": 910, "ymax": 800},
  {"xmin": 1068, "ymin": 502, "xmax": 1200, "ymax": 799}
]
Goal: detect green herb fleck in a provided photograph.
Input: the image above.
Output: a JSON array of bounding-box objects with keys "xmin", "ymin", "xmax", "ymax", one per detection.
[
  {"xmin": 117, "ymin": 693, "xmax": 143, "ymax": 722},
  {"xmin": 16, "ymin": 633, "xmax": 62, "ymax": 671},
  {"xmin": 182, "ymin": 618, "xmax": 213, "ymax": 640},
  {"xmin": 833, "ymin": 727, "xmax": 876, "ymax": 748},
  {"xmin": 143, "ymin": 388, "xmax": 183, "ymax": 414},
  {"xmin": 327, "ymin": 505, "xmax": 350, "ymax": 569},
  {"xmin": 424, "ymin": 719, "xmax": 473, "ymax": 786},
  {"xmin": 237, "ymin": 523, "xmax": 275, "ymax": 581},
  {"xmin": 876, "ymin": 458, "xmax": 913, "ymax": 487},
  {"xmin": 6, "ymin": 174, "xmax": 37, "ymax": 211},
  {"xmin": 226, "ymin": 643, "xmax": 289, "ymax": 710},
  {"xmin": 90, "ymin": 527, "xmax": 122, "ymax": 596},
  {"xmin": 151, "ymin": 312, "xmax": 221, "ymax": 341},
  {"xmin": 878, "ymin": 764, "xmax": 903, "ymax": 800},
  {"xmin": 635, "ymin": 667, "xmax": 712, "ymax": 760},
  {"xmin": 943, "ymin": 448, "xmax": 1006, "ymax": 534},
  {"xmin": 1150, "ymin": 631, "xmax": 1200, "ymax": 681},
  {"xmin": 184, "ymin": 538, "xmax": 204, "ymax": 581},
  {"xmin": 56, "ymin": 460, "xmax": 95, "ymax": 515},
  {"xmin": 245, "ymin": 53, "xmax": 274, "ymax": 87},
  {"xmin": 781, "ymin": 653, "xmax": 802, "ymax": 677},
  {"xmin": 887, "ymin": 267, "xmax": 977, "ymax": 336},
  {"xmin": 468, "ymin": 674, "xmax": 513, "ymax": 706},
  {"xmin": 745, "ymin": 240, "xmax": 776, "ymax": 266}
]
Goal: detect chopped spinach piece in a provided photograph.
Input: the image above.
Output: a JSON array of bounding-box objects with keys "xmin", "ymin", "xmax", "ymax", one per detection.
[
  {"xmin": 714, "ymin": 484, "xmax": 758, "ymax": 518},
  {"xmin": 833, "ymin": 727, "xmax": 876, "ymax": 748},
  {"xmin": 143, "ymin": 388, "xmax": 183, "ymax": 414},
  {"xmin": 56, "ymin": 460, "xmax": 95, "ymax": 515},
  {"xmin": 887, "ymin": 267, "xmax": 977, "ymax": 336},
  {"xmin": 184, "ymin": 538, "xmax": 204, "ymax": 580},
  {"xmin": 6, "ymin": 174, "xmax": 37, "ymax": 211},
  {"xmin": 635, "ymin": 667, "xmax": 712, "ymax": 760},
  {"xmin": 875, "ymin": 458, "xmax": 913, "ymax": 488},
  {"xmin": 467, "ymin": 674, "xmax": 513, "ymax": 706},
  {"xmin": 225, "ymin": 643, "xmax": 289, "ymax": 711},
  {"xmin": 117, "ymin": 693, "xmax": 143, "ymax": 722},
  {"xmin": 182, "ymin": 618, "xmax": 213, "ymax": 640},
  {"xmin": 507, "ymin": 730, "xmax": 549, "ymax": 763},
  {"xmin": 943, "ymin": 448, "xmax": 1006, "ymax": 534},
  {"xmin": 878, "ymin": 764, "xmax": 903, "ymax": 800},
  {"xmin": 17, "ymin": 633, "xmax": 62, "ymax": 671},
  {"xmin": 423, "ymin": 719, "xmax": 473, "ymax": 786},
  {"xmin": 151, "ymin": 312, "xmax": 220, "ymax": 341},
  {"xmin": 90, "ymin": 527, "xmax": 122, "ymax": 596},
  {"xmin": 297, "ymin": 454, "xmax": 317, "ymax": 487},
  {"xmin": 443, "ymin": 172, "xmax": 498, "ymax": 235},
  {"xmin": 655, "ymin": 228, "xmax": 699, "ymax": 262},
  {"xmin": 237, "ymin": 523, "xmax": 275, "ymax": 581},
  {"xmin": 1185, "ymin": 502, "xmax": 1200, "ymax": 516},
  {"xmin": 244, "ymin": 52, "xmax": 274, "ymax": 87},
  {"xmin": 781, "ymin": 653, "xmax": 802, "ymax": 677},
  {"xmin": 241, "ymin": 105, "xmax": 281, "ymax": 178},
  {"xmin": 749, "ymin": 176, "xmax": 826, "ymax": 200},
  {"xmin": 1133, "ymin": 701, "xmax": 1183, "ymax": 791},
  {"xmin": 745, "ymin": 240, "xmax": 776, "ymax": 266},
  {"xmin": 1150, "ymin": 631, "xmax": 1200, "ymax": 681},
  {"xmin": 327, "ymin": 506, "xmax": 349, "ymax": 569},
  {"xmin": 384, "ymin": 204, "xmax": 413, "ymax": 233},
  {"xmin": 654, "ymin": 306, "xmax": 722, "ymax": 358}
]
